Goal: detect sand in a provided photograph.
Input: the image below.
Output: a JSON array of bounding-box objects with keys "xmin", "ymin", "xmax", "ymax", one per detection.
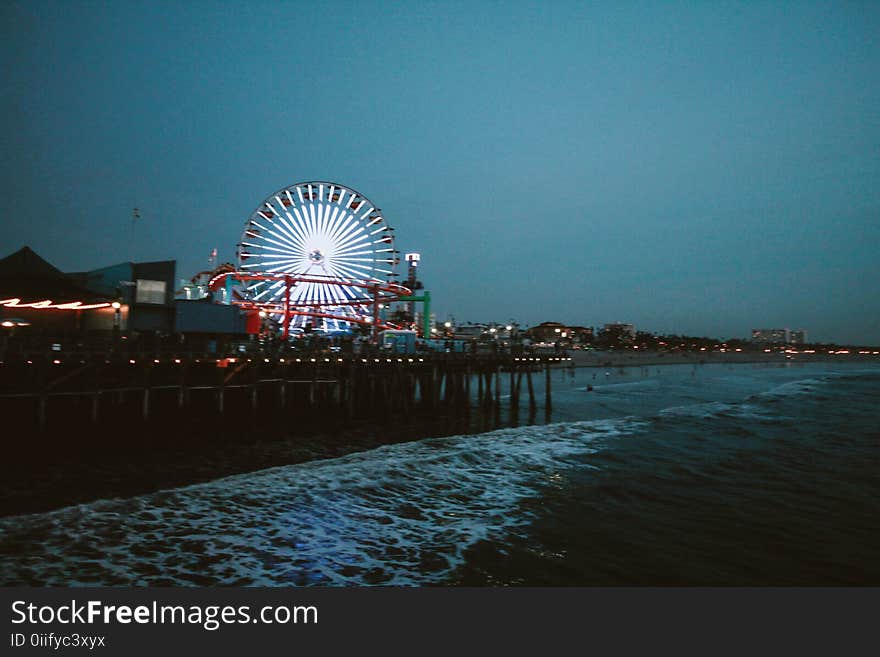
[{"xmin": 560, "ymin": 349, "xmax": 880, "ymax": 368}]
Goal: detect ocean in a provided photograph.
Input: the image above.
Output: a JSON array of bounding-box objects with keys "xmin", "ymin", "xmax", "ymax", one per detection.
[{"xmin": 1, "ymin": 361, "xmax": 878, "ymax": 585}]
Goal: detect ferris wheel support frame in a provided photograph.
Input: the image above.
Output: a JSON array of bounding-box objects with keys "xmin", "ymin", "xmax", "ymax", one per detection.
[{"xmin": 209, "ymin": 271, "xmax": 411, "ymax": 341}]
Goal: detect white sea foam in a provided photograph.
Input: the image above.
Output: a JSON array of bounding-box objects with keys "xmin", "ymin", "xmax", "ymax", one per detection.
[
  {"xmin": 0, "ymin": 418, "xmax": 645, "ymax": 587},
  {"xmin": 658, "ymin": 401, "xmax": 788, "ymax": 422},
  {"xmin": 753, "ymin": 377, "xmax": 827, "ymax": 401}
]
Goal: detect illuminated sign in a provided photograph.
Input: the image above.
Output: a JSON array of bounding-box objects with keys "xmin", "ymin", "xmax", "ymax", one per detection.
[{"xmin": 0, "ymin": 298, "xmax": 112, "ymax": 310}]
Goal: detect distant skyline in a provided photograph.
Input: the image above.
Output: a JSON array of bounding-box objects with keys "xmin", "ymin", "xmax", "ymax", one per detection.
[{"xmin": 2, "ymin": 1, "xmax": 878, "ymax": 343}]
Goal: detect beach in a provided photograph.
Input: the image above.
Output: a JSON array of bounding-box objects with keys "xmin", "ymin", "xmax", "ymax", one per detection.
[{"xmin": 563, "ymin": 348, "xmax": 879, "ymax": 368}]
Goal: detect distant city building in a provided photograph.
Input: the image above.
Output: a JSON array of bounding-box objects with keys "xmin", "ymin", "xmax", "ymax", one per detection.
[
  {"xmin": 567, "ymin": 326, "xmax": 594, "ymax": 343},
  {"xmin": 603, "ymin": 322, "xmax": 636, "ymax": 338},
  {"xmin": 525, "ymin": 322, "xmax": 593, "ymax": 344},
  {"xmin": 454, "ymin": 324, "xmax": 489, "ymax": 339},
  {"xmin": 789, "ymin": 329, "xmax": 808, "ymax": 344},
  {"xmin": 751, "ymin": 328, "xmax": 807, "ymax": 344},
  {"xmin": 526, "ymin": 322, "xmax": 566, "ymax": 342}
]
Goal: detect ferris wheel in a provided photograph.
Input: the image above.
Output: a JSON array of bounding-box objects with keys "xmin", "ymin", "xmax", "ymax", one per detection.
[{"xmin": 237, "ymin": 181, "xmax": 398, "ymax": 332}]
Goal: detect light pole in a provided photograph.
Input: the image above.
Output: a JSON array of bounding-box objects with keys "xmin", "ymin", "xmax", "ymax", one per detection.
[{"xmin": 130, "ymin": 208, "xmax": 140, "ymax": 262}]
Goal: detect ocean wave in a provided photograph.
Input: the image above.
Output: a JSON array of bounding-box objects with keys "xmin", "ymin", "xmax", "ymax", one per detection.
[
  {"xmin": 658, "ymin": 401, "xmax": 786, "ymax": 423},
  {"xmin": 0, "ymin": 418, "xmax": 645, "ymax": 587},
  {"xmin": 752, "ymin": 377, "xmax": 828, "ymax": 401}
]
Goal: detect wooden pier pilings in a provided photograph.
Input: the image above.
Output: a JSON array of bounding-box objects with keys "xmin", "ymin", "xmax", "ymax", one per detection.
[{"xmin": 0, "ymin": 353, "xmax": 570, "ymax": 443}]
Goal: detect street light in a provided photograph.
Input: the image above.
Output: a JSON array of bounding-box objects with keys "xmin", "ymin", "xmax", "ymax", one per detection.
[{"xmin": 111, "ymin": 301, "xmax": 122, "ymax": 332}]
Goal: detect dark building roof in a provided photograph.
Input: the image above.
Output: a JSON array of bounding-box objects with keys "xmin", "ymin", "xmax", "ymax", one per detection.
[
  {"xmin": 0, "ymin": 246, "xmax": 113, "ymax": 303},
  {"xmin": 0, "ymin": 246, "xmax": 66, "ymax": 280}
]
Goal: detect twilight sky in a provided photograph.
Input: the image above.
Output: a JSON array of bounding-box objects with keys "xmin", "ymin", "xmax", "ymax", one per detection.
[{"xmin": 2, "ymin": 1, "xmax": 878, "ymax": 343}]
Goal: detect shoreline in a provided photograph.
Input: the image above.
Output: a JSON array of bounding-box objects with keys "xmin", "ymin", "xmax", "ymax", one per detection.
[{"xmin": 560, "ymin": 349, "xmax": 880, "ymax": 369}]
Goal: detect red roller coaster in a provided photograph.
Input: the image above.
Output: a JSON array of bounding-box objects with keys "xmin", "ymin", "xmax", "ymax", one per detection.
[{"xmin": 208, "ymin": 271, "xmax": 412, "ymax": 340}]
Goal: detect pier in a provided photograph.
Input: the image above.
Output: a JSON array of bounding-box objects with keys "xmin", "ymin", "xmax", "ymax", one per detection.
[{"xmin": 0, "ymin": 353, "xmax": 571, "ymax": 443}]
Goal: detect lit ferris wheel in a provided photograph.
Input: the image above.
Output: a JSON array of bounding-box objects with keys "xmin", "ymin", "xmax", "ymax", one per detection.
[{"xmin": 237, "ymin": 181, "xmax": 398, "ymax": 332}]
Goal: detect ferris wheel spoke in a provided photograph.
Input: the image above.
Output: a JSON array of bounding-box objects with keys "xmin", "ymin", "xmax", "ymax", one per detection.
[
  {"xmin": 307, "ymin": 280, "xmax": 320, "ymax": 307},
  {"xmin": 334, "ymin": 258, "xmax": 374, "ymax": 275},
  {"xmin": 254, "ymin": 211, "xmax": 304, "ymax": 252},
  {"xmin": 326, "ymin": 204, "xmax": 344, "ymax": 239},
  {"xmin": 318, "ymin": 203, "xmax": 331, "ymax": 238},
  {"xmin": 335, "ymin": 229, "xmax": 371, "ymax": 252},
  {"xmin": 330, "ymin": 283, "xmax": 353, "ymax": 305},
  {"xmin": 334, "ymin": 225, "xmax": 367, "ymax": 254},
  {"xmin": 338, "ymin": 283, "xmax": 364, "ymax": 303},
  {"xmin": 284, "ymin": 209, "xmax": 311, "ymax": 246},
  {"xmin": 240, "ymin": 240, "xmax": 299, "ymax": 257},
  {"xmin": 273, "ymin": 213, "xmax": 309, "ymax": 252},
  {"xmin": 239, "ymin": 250, "xmax": 299, "ymax": 265},
  {"xmin": 266, "ymin": 198, "xmax": 285, "ymax": 219},
  {"xmin": 325, "ymin": 206, "xmax": 348, "ymax": 244},
  {"xmin": 260, "ymin": 226, "xmax": 304, "ymax": 253},
  {"xmin": 334, "ymin": 243, "xmax": 376, "ymax": 259},
  {"xmin": 332, "ymin": 262, "xmax": 374, "ymax": 281},
  {"xmin": 308, "ymin": 202, "xmax": 320, "ymax": 238},
  {"xmin": 315, "ymin": 284, "xmax": 328, "ymax": 307},
  {"xmin": 243, "ymin": 255, "xmax": 305, "ymax": 269},
  {"xmin": 329, "ymin": 258, "xmax": 369, "ymax": 275},
  {"xmin": 323, "ymin": 283, "xmax": 338, "ymax": 306},
  {"xmin": 311, "ymin": 203, "xmax": 323, "ymax": 239},
  {"xmin": 334, "ymin": 243, "xmax": 377, "ymax": 258},
  {"xmin": 327, "ymin": 211, "xmax": 356, "ymax": 245},
  {"xmin": 253, "ymin": 280, "xmax": 286, "ymax": 301},
  {"xmin": 325, "ymin": 285, "xmax": 343, "ymax": 305},
  {"xmin": 335, "ymin": 214, "xmax": 365, "ymax": 241},
  {"xmin": 287, "ymin": 284, "xmax": 306, "ymax": 304},
  {"xmin": 316, "ymin": 202, "xmax": 329, "ymax": 239}
]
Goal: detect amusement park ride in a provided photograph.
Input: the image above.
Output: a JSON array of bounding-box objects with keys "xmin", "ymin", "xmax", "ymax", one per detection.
[{"xmin": 184, "ymin": 181, "xmax": 427, "ymax": 342}]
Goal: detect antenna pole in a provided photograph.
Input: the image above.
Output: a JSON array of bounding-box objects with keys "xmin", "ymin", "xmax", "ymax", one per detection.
[{"xmin": 130, "ymin": 207, "xmax": 140, "ymax": 261}]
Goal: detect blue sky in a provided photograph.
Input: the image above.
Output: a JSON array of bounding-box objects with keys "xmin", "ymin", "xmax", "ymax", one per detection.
[{"xmin": 2, "ymin": 1, "xmax": 878, "ymax": 343}]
